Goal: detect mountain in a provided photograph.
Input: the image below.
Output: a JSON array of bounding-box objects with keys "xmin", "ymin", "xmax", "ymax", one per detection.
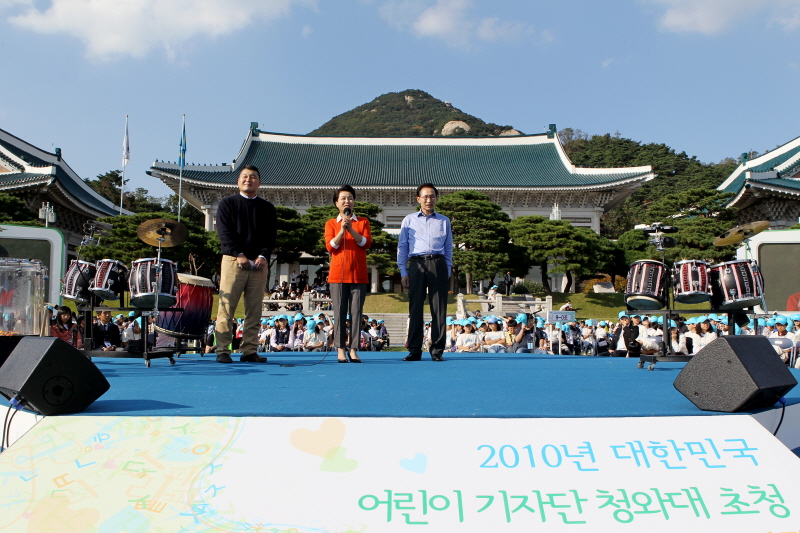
[{"xmin": 308, "ymin": 89, "xmax": 522, "ymax": 137}]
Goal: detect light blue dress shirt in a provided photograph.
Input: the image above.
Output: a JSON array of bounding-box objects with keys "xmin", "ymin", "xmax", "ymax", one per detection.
[{"xmin": 397, "ymin": 210, "xmax": 453, "ymax": 277}]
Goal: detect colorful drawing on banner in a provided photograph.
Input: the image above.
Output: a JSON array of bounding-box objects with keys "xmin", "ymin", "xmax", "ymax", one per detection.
[
  {"xmin": 289, "ymin": 417, "xmax": 346, "ymax": 457},
  {"xmin": 321, "ymin": 446, "xmax": 358, "ymax": 472},
  {"xmin": 400, "ymin": 453, "xmax": 428, "ymax": 474},
  {"xmin": 290, "ymin": 417, "xmax": 358, "ymax": 472}
]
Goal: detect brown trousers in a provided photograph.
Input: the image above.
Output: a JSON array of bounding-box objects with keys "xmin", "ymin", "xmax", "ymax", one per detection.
[{"xmin": 215, "ymin": 255, "xmax": 269, "ymax": 356}]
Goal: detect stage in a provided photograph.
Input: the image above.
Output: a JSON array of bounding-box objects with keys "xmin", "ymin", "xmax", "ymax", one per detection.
[
  {"xmin": 17, "ymin": 350, "xmax": 800, "ymax": 420},
  {"xmin": 2, "ymin": 351, "xmax": 800, "ymax": 532}
]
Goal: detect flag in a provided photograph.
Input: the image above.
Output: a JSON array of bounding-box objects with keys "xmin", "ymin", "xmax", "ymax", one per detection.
[
  {"xmin": 122, "ymin": 116, "xmax": 130, "ymax": 167},
  {"xmin": 178, "ymin": 120, "xmax": 187, "ymax": 169}
]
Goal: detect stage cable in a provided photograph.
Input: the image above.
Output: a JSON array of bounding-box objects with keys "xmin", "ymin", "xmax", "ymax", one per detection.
[{"xmin": 773, "ymin": 397, "xmax": 787, "ymax": 436}]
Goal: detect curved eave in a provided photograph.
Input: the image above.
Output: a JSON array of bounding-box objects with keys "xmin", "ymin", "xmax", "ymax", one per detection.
[
  {"xmin": 726, "ymin": 179, "xmax": 800, "ymax": 210},
  {"xmin": 150, "ymin": 169, "xmax": 653, "ymax": 193}
]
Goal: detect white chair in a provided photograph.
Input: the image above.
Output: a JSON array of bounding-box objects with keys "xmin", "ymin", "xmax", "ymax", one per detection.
[{"xmin": 768, "ymin": 337, "xmax": 794, "ymax": 363}]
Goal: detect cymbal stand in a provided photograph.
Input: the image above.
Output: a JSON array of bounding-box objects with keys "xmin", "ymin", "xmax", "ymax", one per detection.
[{"xmin": 139, "ymin": 228, "xmax": 171, "ymax": 367}]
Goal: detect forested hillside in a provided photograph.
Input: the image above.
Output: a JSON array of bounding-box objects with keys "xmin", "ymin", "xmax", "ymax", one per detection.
[
  {"xmin": 558, "ymin": 128, "xmax": 739, "ymax": 238},
  {"xmin": 309, "ymin": 89, "xmax": 521, "ymax": 137}
]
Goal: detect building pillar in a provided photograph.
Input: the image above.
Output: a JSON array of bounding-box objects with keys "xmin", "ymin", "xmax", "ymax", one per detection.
[
  {"xmin": 201, "ymin": 204, "xmax": 213, "ymax": 231},
  {"xmin": 370, "ymin": 266, "xmax": 379, "ymax": 293}
]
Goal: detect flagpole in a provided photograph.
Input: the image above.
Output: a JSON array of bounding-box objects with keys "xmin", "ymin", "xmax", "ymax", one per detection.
[
  {"xmin": 120, "ymin": 115, "xmax": 129, "ymax": 215},
  {"xmin": 178, "ymin": 114, "xmax": 186, "ymax": 223}
]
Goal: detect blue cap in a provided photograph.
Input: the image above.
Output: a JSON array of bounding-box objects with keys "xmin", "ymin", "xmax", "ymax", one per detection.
[
  {"xmin": 446, "ymin": 317, "xmax": 454, "ymax": 325},
  {"xmin": 516, "ymin": 313, "xmax": 528, "ymax": 324},
  {"xmin": 618, "ymin": 310, "xmax": 628, "ymax": 319},
  {"xmin": 708, "ymin": 313, "xmax": 719, "ymax": 321},
  {"xmin": 599, "ymin": 321, "xmax": 607, "ymax": 327},
  {"xmin": 306, "ymin": 319, "xmax": 317, "ymax": 330},
  {"xmin": 468, "ymin": 317, "xmax": 478, "ymax": 323},
  {"xmin": 128, "ymin": 311, "xmax": 136, "ymax": 317},
  {"xmin": 669, "ymin": 320, "xmax": 677, "ymax": 328},
  {"xmin": 378, "ymin": 319, "xmax": 384, "ymax": 324},
  {"xmin": 237, "ymin": 318, "xmax": 243, "ymax": 323},
  {"xmin": 261, "ymin": 319, "xmax": 268, "ymax": 324},
  {"xmin": 294, "ymin": 313, "xmax": 304, "ymax": 320},
  {"xmin": 775, "ymin": 315, "xmax": 789, "ymax": 325},
  {"xmin": 766, "ymin": 319, "xmax": 776, "ymax": 327},
  {"xmin": 487, "ymin": 317, "xmax": 498, "ymax": 323},
  {"xmin": 791, "ymin": 314, "xmax": 800, "ymax": 322}
]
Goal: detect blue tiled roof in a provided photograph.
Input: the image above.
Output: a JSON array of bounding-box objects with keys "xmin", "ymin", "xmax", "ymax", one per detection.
[
  {"xmin": 151, "ymin": 135, "xmax": 651, "ymax": 188},
  {"xmin": 0, "ymin": 130, "xmax": 122, "ymax": 217},
  {"xmin": 721, "ymin": 142, "xmax": 800, "ymax": 194},
  {"xmin": 748, "ymin": 177, "xmax": 800, "ymax": 192}
]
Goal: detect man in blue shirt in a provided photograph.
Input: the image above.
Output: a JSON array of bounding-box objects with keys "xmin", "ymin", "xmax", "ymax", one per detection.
[{"xmin": 397, "ymin": 183, "xmax": 453, "ymax": 361}]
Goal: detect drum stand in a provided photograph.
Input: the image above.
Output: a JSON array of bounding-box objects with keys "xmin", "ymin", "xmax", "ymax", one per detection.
[
  {"xmin": 139, "ymin": 230, "xmax": 177, "ymax": 367},
  {"xmin": 634, "ymin": 228, "xmax": 692, "ymax": 371}
]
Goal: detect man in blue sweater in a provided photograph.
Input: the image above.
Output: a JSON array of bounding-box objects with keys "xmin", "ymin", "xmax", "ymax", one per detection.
[{"xmin": 215, "ymin": 165, "xmax": 277, "ymax": 363}]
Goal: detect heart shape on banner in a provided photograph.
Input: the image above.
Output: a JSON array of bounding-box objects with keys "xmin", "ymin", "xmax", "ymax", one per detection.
[
  {"xmin": 290, "ymin": 418, "xmax": 346, "ymax": 458},
  {"xmin": 320, "ymin": 446, "xmax": 358, "ymax": 472},
  {"xmin": 400, "ymin": 453, "xmax": 428, "ymax": 474}
]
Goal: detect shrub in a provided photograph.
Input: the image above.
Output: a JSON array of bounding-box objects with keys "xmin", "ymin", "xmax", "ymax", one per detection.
[
  {"xmin": 581, "ymin": 275, "xmax": 625, "ymax": 294},
  {"xmin": 515, "ymin": 281, "xmax": 544, "ymax": 294}
]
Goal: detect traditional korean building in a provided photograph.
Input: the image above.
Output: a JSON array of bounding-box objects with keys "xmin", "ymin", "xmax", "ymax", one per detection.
[
  {"xmin": 148, "ymin": 123, "xmax": 655, "ymax": 234},
  {"xmin": 0, "ymin": 127, "xmax": 129, "ymax": 261},
  {"xmin": 718, "ymin": 135, "xmax": 800, "ymax": 229}
]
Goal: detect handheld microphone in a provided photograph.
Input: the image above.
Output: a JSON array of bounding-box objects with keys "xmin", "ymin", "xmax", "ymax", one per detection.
[{"xmin": 344, "ymin": 207, "xmax": 352, "ymax": 217}]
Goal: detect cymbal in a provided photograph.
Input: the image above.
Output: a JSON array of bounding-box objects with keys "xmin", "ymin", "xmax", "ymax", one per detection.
[
  {"xmin": 713, "ymin": 220, "xmax": 770, "ymax": 246},
  {"xmin": 137, "ymin": 218, "xmax": 189, "ymax": 248}
]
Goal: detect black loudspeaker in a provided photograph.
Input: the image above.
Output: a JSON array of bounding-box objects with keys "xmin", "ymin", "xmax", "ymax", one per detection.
[
  {"xmin": 0, "ymin": 337, "xmax": 110, "ymax": 415},
  {"xmin": 674, "ymin": 336, "xmax": 797, "ymax": 412}
]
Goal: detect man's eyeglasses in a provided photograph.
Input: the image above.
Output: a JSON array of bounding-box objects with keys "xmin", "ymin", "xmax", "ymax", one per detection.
[{"xmin": 419, "ymin": 195, "xmax": 437, "ymax": 200}]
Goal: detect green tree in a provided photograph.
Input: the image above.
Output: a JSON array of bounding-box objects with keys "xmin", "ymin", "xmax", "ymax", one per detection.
[
  {"xmin": 617, "ymin": 217, "xmax": 738, "ymax": 267},
  {"xmin": 558, "ymin": 129, "xmax": 738, "ymax": 238},
  {"xmin": 509, "ymin": 216, "xmax": 616, "ymax": 293},
  {"xmin": 435, "ymin": 191, "xmax": 510, "ymax": 293},
  {"xmin": 81, "ymin": 212, "xmax": 216, "ymax": 277},
  {"xmin": 0, "ymin": 193, "xmax": 38, "ymax": 224},
  {"xmin": 267, "ymin": 206, "xmax": 319, "ymax": 274},
  {"xmin": 84, "ymin": 170, "xmax": 124, "ymax": 205},
  {"xmin": 163, "ymin": 194, "xmax": 205, "ymax": 227}
]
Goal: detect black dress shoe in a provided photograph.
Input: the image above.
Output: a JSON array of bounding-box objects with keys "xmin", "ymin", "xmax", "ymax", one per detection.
[
  {"xmin": 338, "ymin": 358, "xmax": 349, "ymax": 363},
  {"xmin": 240, "ymin": 353, "xmax": 267, "ymax": 363},
  {"xmin": 403, "ymin": 353, "xmax": 422, "ymax": 361},
  {"xmin": 217, "ymin": 353, "xmax": 233, "ymax": 364},
  {"xmin": 431, "ymin": 354, "xmax": 445, "ymax": 361}
]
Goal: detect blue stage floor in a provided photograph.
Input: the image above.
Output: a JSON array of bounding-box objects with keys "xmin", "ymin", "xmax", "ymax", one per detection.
[{"xmin": 48, "ymin": 351, "xmax": 800, "ymax": 419}]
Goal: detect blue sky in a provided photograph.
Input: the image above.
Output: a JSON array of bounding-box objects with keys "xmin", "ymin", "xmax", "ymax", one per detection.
[{"xmin": 1, "ymin": 0, "xmax": 799, "ymax": 199}]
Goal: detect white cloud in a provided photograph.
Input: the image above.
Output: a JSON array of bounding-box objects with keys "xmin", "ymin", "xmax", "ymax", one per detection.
[
  {"xmin": 646, "ymin": 0, "xmax": 800, "ymax": 35},
  {"xmin": 380, "ymin": 0, "xmax": 536, "ymax": 48},
  {"xmin": 302, "ymin": 24, "xmax": 313, "ymax": 37},
  {"xmin": 3, "ymin": 0, "xmax": 314, "ymax": 61},
  {"xmin": 602, "ymin": 58, "xmax": 614, "ymax": 69}
]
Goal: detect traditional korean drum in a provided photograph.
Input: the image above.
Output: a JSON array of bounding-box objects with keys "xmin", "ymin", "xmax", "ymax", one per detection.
[
  {"xmin": 128, "ymin": 258, "xmax": 178, "ymax": 308},
  {"xmin": 672, "ymin": 260, "xmax": 711, "ymax": 304},
  {"xmin": 625, "ymin": 260, "xmax": 668, "ymax": 310},
  {"xmin": 155, "ymin": 273, "xmax": 214, "ymax": 339},
  {"xmin": 62, "ymin": 260, "xmax": 96, "ymax": 305},
  {"xmin": 0, "ymin": 258, "xmax": 47, "ymax": 335},
  {"xmin": 90, "ymin": 259, "xmax": 128, "ymax": 301},
  {"xmin": 710, "ymin": 260, "xmax": 763, "ymax": 310}
]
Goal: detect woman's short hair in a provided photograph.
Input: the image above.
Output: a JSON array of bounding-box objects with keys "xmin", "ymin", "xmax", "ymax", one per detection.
[{"xmin": 333, "ymin": 184, "xmax": 356, "ymax": 204}]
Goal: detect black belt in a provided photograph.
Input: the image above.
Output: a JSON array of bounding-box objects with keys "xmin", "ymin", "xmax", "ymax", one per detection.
[{"xmin": 410, "ymin": 254, "xmax": 444, "ymax": 261}]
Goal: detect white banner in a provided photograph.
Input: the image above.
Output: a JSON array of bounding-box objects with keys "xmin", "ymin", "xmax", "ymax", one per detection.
[
  {"xmin": 1, "ymin": 414, "xmax": 798, "ymax": 532},
  {"xmin": 549, "ymin": 310, "xmax": 576, "ymax": 323}
]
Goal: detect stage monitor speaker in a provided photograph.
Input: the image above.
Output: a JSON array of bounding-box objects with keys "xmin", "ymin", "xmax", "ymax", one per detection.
[
  {"xmin": 0, "ymin": 337, "xmax": 110, "ymax": 416},
  {"xmin": 674, "ymin": 336, "xmax": 797, "ymax": 413}
]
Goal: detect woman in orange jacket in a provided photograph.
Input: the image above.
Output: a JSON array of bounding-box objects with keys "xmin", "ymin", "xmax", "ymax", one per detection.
[{"xmin": 325, "ymin": 185, "xmax": 372, "ymax": 363}]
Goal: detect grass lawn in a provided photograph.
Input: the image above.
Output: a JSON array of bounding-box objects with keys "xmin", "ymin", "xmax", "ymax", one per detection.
[{"xmin": 210, "ymin": 292, "xmax": 710, "ymax": 320}]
